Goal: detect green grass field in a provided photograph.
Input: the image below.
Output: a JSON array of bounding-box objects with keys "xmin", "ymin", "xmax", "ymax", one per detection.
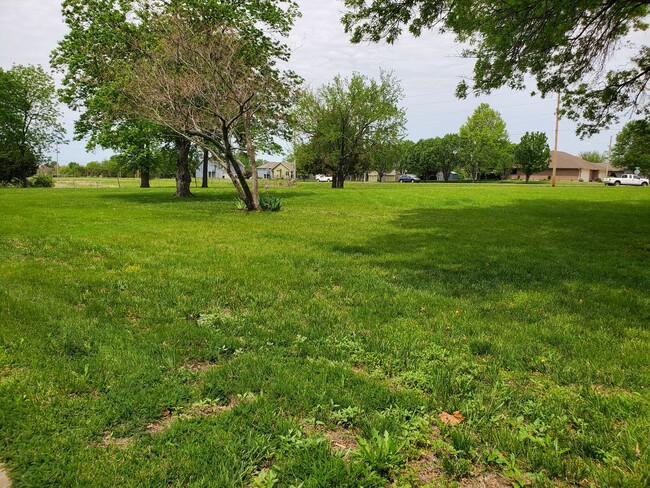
[{"xmin": 1, "ymin": 181, "xmax": 649, "ymax": 487}]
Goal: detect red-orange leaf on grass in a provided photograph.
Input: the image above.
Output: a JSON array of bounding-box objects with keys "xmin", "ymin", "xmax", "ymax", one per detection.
[{"xmin": 439, "ymin": 411, "xmax": 465, "ymax": 425}]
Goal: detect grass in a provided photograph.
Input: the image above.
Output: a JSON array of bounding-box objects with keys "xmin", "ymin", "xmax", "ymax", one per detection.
[{"xmin": 0, "ymin": 181, "xmax": 649, "ymax": 487}]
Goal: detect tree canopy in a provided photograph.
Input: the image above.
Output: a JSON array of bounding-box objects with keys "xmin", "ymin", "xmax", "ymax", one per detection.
[
  {"xmin": 52, "ymin": 0, "xmax": 299, "ymax": 205},
  {"xmin": 515, "ymin": 132, "xmax": 551, "ymax": 183},
  {"xmin": 579, "ymin": 151, "xmax": 607, "ymax": 164},
  {"xmin": 612, "ymin": 119, "xmax": 650, "ymax": 175},
  {"xmin": 0, "ymin": 65, "xmax": 64, "ymax": 186},
  {"xmin": 458, "ymin": 103, "xmax": 510, "ymax": 182},
  {"xmin": 294, "ymin": 71, "xmax": 406, "ymax": 188},
  {"xmin": 343, "ymin": 0, "xmax": 649, "ymax": 137}
]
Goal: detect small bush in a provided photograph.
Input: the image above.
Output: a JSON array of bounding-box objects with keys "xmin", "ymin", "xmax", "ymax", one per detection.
[
  {"xmin": 233, "ymin": 197, "xmax": 247, "ymax": 211},
  {"xmin": 332, "ymin": 405, "xmax": 364, "ymax": 427},
  {"xmin": 354, "ymin": 430, "xmax": 406, "ymax": 477},
  {"xmin": 260, "ymin": 195, "xmax": 282, "ymax": 212},
  {"xmin": 31, "ymin": 173, "xmax": 54, "ymax": 187}
]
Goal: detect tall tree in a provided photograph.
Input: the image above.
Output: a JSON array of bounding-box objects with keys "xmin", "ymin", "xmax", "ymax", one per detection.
[
  {"xmin": 53, "ymin": 0, "xmax": 298, "ymax": 202},
  {"xmin": 458, "ymin": 103, "xmax": 509, "ymax": 182},
  {"xmin": 407, "ymin": 138, "xmax": 439, "ymax": 181},
  {"xmin": 0, "ymin": 65, "xmax": 64, "ymax": 187},
  {"xmin": 343, "ymin": 1, "xmax": 649, "ymax": 137},
  {"xmin": 92, "ymin": 120, "xmax": 174, "ymax": 188},
  {"xmin": 394, "ymin": 139, "xmax": 415, "ymax": 175},
  {"xmin": 368, "ymin": 139, "xmax": 401, "ymax": 181},
  {"xmin": 612, "ymin": 120, "xmax": 650, "ymax": 176},
  {"xmin": 294, "ymin": 71, "xmax": 406, "ymax": 188},
  {"xmin": 117, "ymin": 14, "xmax": 298, "ymax": 209},
  {"xmin": 432, "ymin": 134, "xmax": 462, "ymax": 182},
  {"xmin": 515, "ymin": 132, "xmax": 551, "ymax": 183}
]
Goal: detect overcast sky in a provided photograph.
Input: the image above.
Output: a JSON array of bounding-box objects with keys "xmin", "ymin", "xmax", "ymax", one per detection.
[{"xmin": 0, "ymin": 0, "xmax": 647, "ymax": 164}]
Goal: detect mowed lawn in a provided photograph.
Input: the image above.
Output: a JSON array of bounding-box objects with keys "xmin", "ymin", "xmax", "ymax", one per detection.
[{"xmin": 0, "ymin": 181, "xmax": 648, "ymax": 487}]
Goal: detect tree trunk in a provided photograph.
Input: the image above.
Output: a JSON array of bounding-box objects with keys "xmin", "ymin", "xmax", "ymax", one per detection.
[
  {"xmin": 201, "ymin": 148, "xmax": 209, "ymax": 188},
  {"xmin": 332, "ymin": 166, "xmax": 345, "ymax": 188},
  {"xmin": 243, "ymin": 114, "xmax": 260, "ymax": 210},
  {"xmin": 525, "ymin": 174, "xmax": 530, "ymax": 184},
  {"xmin": 175, "ymin": 137, "xmax": 192, "ymax": 197},
  {"xmin": 221, "ymin": 124, "xmax": 257, "ymax": 210},
  {"xmin": 140, "ymin": 168, "xmax": 151, "ymax": 188}
]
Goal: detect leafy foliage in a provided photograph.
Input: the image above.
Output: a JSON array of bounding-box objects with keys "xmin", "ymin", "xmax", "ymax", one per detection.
[
  {"xmin": 343, "ymin": 0, "xmax": 649, "ymax": 136},
  {"xmin": 293, "ymin": 71, "xmax": 406, "ymax": 188},
  {"xmin": 0, "ymin": 65, "xmax": 64, "ymax": 186},
  {"xmin": 368, "ymin": 140, "xmax": 401, "ymax": 181},
  {"xmin": 579, "ymin": 150, "xmax": 607, "ymax": 164},
  {"xmin": 53, "ymin": 0, "xmax": 300, "ymax": 205},
  {"xmin": 260, "ymin": 195, "xmax": 282, "ymax": 212},
  {"xmin": 612, "ymin": 119, "xmax": 650, "ymax": 175},
  {"xmin": 458, "ymin": 103, "xmax": 510, "ymax": 181},
  {"xmin": 354, "ymin": 430, "xmax": 406, "ymax": 477},
  {"xmin": 30, "ymin": 173, "xmax": 54, "ymax": 188},
  {"xmin": 515, "ymin": 132, "xmax": 551, "ymax": 183},
  {"xmin": 408, "ymin": 134, "xmax": 463, "ymax": 181}
]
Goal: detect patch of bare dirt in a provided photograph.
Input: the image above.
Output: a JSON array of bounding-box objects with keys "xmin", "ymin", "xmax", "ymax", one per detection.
[
  {"xmin": 459, "ymin": 473, "xmax": 510, "ymax": 488},
  {"xmin": 99, "ymin": 433, "xmax": 132, "ymax": 449},
  {"xmin": 189, "ymin": 397, "xmax": 241, "ymax": 417},
  {"xmin": 146, "ymin": 408, "xmax": 175, "ymax": 434},
  {"xmin": 408, "ymin": 451, "xmax": 444, "ymax": 486},
  {"xmin": 406, "ymin": 452, "xmax": 510, "ymax": 487},
  {"xmin": 183, "ymin": 361, "xmax": 220, "ymax": 373},
  {"xmin": 323, "ymin": 427, "xmax": 358, "ymax": 452},
  {"xmin": 0, "ymin": 464, "xmax": 12, "ymax": 488},
  {"xmin": 302, "ymin": 423, "xmax": 358, "ymax": 452},
  {"xmin": 147, "ymin": 397, "xmax": 244, "ymax": 434}
]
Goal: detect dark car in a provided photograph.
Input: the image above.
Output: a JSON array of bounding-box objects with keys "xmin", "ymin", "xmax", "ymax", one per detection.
[{"xmin": 398, "ymin": 174, "xmax": 421, "ymax": 183}]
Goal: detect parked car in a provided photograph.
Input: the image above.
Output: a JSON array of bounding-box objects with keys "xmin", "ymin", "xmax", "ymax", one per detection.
[
  {"xmin": 398, "ymin": 174, "xmax": 421, "ymax": 183},
  {"xmin": 603, "ymin": 174, "xmax": 648, "ymax": 186},
  {"xmin": 315, "ymin": 174, "xmax": 333, "ymax": 182}
]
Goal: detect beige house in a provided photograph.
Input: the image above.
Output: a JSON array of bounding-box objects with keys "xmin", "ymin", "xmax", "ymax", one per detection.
[
  {"xmin": 367, "ymin": 170, "xmax": 398, "ymax": 182},
  {"xmin": 511, "ymin": 151, "xmax": 622, "ymax": 182},
  {"xmin": 257, "ymin": 162, "xmax": 295, "ymax": 179}
]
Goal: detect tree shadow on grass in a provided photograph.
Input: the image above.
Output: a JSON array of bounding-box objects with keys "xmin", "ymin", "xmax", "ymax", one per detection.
[
  {"xmin": 97, "ymin": 187, "xmax": 314, "ymax": 205},
  {"xmin": 334, "ymin": 198, "xmax": 650, "ymax": 329}
]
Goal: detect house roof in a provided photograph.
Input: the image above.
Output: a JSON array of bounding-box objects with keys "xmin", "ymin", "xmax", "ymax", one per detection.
[
  {"xmin": 552, "ymin": 151, "xmax": 622, "ymax": 171},
  {"xmin": 257, "ymin": 162, "xmax": 295, "ymax": 171}
]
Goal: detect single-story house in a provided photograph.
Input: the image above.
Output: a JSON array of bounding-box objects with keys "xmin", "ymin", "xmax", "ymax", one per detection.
[
  {"xmin": 367, "ymin": 170, "xmax": 398, "ymax": 182},
  {"xmin": 195, "ymin": 159, "xmax": 245, "ymax": 179},
  {"xmin": 510, "ymin": 151, "xmax": 623, "ymax": 182},
  {"xmin": 257, "ymin": 162, "xmax": 295, "ymax": 179}
]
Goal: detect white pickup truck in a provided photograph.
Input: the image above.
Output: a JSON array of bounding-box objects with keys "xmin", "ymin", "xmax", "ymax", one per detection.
[{"xmin": 604, "ymin": 174, "xmax": 648, "ymax": 187}]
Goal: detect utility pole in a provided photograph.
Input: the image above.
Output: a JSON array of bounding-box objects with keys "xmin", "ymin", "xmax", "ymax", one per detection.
[
  {"xmin": 606, "ymin": 136, "xmax": 612, "ymax": 178},
  {"xmin": 551, "ymin": 90, "xmax": 561, "ymax": 187}
]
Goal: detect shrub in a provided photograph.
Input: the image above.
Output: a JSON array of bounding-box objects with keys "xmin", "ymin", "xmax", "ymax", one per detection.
[
  {"xmin": 260, "ymin": 195, "xmax": 282, "ymax": 212},
  {"xmin": 233, "ymin": 197, "xmax": 247, "ymax": 211},
  {"xmin": 353, "ymin": 430, "xmax": 406, "ymax": 477},
  {"xmin": 30, "ymin": 173, "xmax": 54, "ymax": 187}
]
